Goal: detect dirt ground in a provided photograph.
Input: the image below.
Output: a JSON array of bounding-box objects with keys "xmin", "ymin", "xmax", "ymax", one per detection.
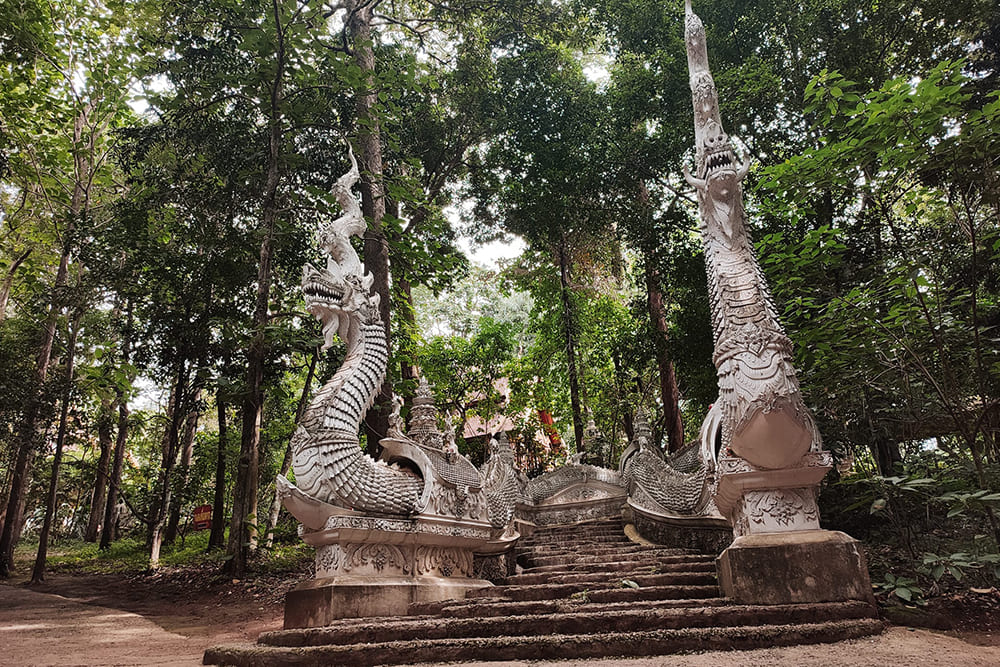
[{"xmin": 3, "ymin": 572, "xmax": 1000, "ymax": 667}]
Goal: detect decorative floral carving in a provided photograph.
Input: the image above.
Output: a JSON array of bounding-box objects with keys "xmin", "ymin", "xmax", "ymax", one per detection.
[
  {"xmin": 316, "ymin": 514, "xmax": 491, "ymax": 541},
  {"xmin": 316, "ymin": 545, "xmax": 343, "ymax": 575},
  {"xmin": 561, "ymin": 487, "xmax": 602, "ymax": 502},
  {"xmin": 532, "ymin": 501, "xmax": 623, "ymax": 526},
  {"xmin": 414, "ymin": 546, "xmax": 473, "ymax": 578},
  {"xmin": 344, "ymin": 543, "xmax": 409, "ymax": 574},
  {"xmin": 746, "ymin": 489, "xmax": 818, "ymax": 527}
]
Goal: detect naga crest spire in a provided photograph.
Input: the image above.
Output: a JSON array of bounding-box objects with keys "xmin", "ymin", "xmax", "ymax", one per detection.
[{"xmin": 684, "ymin": 1, "xmax": 820, "ymax": 470}]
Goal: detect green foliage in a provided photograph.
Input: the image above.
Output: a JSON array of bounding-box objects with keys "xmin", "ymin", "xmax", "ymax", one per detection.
[
  {"xmin": 874, "ymin": 573, "xmax": 925, "ymax": 605},
  {"xmin": 920, "ymin": 551, "xmax": 1000, "ymax": 584}
]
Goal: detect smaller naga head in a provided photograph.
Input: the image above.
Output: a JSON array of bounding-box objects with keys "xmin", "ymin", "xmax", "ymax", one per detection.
[{"xmin": 302, "ymin": 260, "xmax": 378, "ymax": 350}]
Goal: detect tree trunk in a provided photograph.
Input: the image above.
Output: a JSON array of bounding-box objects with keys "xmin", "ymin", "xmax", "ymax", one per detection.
[
  {"xmin": 148, "ymin": 365, "xmax": 189, "ymax": 567},
  {"xmin": 395, "ymin": 277, "xmax": 420, "ymax": 391},
  {"xmin": 0, "ymin": 240, "xmax": 71, "ymax": 578},
  {"xmin": 265, "ymin": 348, "xmax": 318, "ymax": 548},
  {"xmin": 868, "ymin": 434, "xmax": 903, "ymax": 476},
  {"xmin": 30, "ymin": 315, "xmax": 80, "ymax": 584},
  {"xmin": 556, "ymin": 238, "xmax": 584, "ymax": 453},
  {"xmin": 85, "ymin": 398, "xmax": 115, "ymax": 542},
  {"xmin": 100, "ymin": 303, "xmax": 133, "ymax": 550},
  {"xmin": 0, "ymin": 248, "xmax": 31, "ymax": 325},
  {"xmin": 645, "ymin": 267, "xmax": 684, "ymax": 451},
  {"xmin": 208, "ymin": 396, "xmax": 228, "ymax": 551},
  {"xmin": 349, "ymin": 0, "xmax": 392, "ymax": 457},
  {"xmin": 226, "ymin": 0, "xmax": 287, "ymax": 577},
  {"xmin": 164, "ymin": 388, "xmax": 202, "ymax": 545},
  {"xmin": 0, "ymin": 99, "xmax": 91, "ymax": 577}
]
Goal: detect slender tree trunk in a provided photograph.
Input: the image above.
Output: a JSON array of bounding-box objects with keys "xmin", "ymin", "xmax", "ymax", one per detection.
[
  {"xmin": 396, "ymin": 277, "xmax": 420, "ymax": 390},
  {"xmin": 165, "ymin": 388, "xmax": 202, "ymax": 545},
  {"xmin": 645, "ymin": 267, "xmax": 684, "ymax": 451},
  {"xmin": 349, "ymin": 0, "xmax": 392, "ymax": 456},
  {"xmin": 265, "ymin": 348, "xmax": 318, "ymax": 547},
  {"xmin": 612, "ymin": 350, "xmax": 635, "ymax": 443},
  {"xmin": 556, "ymin": 238, "xmax": 584, "ymax": 453},
  {"xmin": 226, "ymin": 0, "xmax": 287, "ymax": 577},
  {"xmin": 100, "ymin": 303, "xmax": 133, "ymax": 550},
  {"xmin": 0, "ymin": 455, "xmax": 10, "ymax": 532},
  {"xmin": 208, "ymin": 397, "xmax": 228, "ymax": 551},
  {"xmin": 0, "ymin": 248, "xmax": 32, "ymax": 324},
  {"xmin": 148, "ymin": 362, "xmax": 190, "ymax": 567},
  {"xmin": 85, "ymin": 399, "xmax": 115, "ymax": 542},
  {"xmin": 30, "ymin": 316, "xmax": 80, "ymax": 583},
  {"xmin": 0, "ymin": 100, "xmax": 91, "ymax": 577},
  {"xmin": 0, "ymin": 241, "xmax": 70, "ymax": 578}
]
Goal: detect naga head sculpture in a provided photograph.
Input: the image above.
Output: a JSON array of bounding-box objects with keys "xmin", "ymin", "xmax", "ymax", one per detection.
[
  {"xmin": 303, "ymin": 262, "xmax": 378, "ymax": 351},
  {"xmin": 682, "ymin": 0, "xmax": 750, "ymax": 241},
  {"xmin": 303, "ymin": 144, "xmax": 380, "ymax": 351}
]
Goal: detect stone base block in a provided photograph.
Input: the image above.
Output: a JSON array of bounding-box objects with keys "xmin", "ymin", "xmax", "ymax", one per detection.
[
  {"xmin": 284, "ymin": 575, "xmax": 492, "ymax": 629},
  {"xmin": 717, "ymin": 530, "xmax": 874, "ymax": 605}
]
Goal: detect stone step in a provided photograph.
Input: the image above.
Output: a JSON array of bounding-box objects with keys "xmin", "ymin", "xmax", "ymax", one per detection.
[
  {"xmin": 584, "ymin": 584, "xmax": 722, "ymax": 603},
  {"xmin": 521, "ymin": 553, "xmax": 714, "ymax": 574},
  {"xmin": 527, "ymin": 518, "xmax": 623, "ymax": 531},
  {"xmin": 503, "ymin": 569, "xmax": 717, "ymax": 588},
  {"xmin": 515, "ymin": 541, "xmax": 649, "ymax": 556},
  {"xmin": 520, "ymin": 526, "xmax": 625, "ymax": 540},
  {"xmin": 407, "ymin": 595, "xmax": 733, "ymax": 618},
  {"xmin": 205, "ymin": 618, "xmax": 886, "ymax": 666},
  {"xmin": 262, "ymin": 601, "xmax": 876, "ymax": 647},
  {"xmin": 525, "ymin": 547, "xmax": 692, "ymax": 568},
  {"xmin": 466, "ymin": 580, "xmax": 721, "ymax": 602},
  {"xmin": 518, "ymin": 532, "xmax": 631, "ymax": 546}
]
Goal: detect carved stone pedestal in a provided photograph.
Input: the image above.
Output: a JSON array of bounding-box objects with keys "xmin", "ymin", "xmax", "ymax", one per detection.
[
  {"xmin": 713, "ymin": 454, "xmax": 873, "ymax": 605},
  {"xmin": 284, "ymin": 513, "xmax": 493, "ymax": 629}
]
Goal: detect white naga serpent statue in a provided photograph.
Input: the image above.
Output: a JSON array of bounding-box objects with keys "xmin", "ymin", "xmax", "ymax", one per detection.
[
  {"xmin": 288, "ymin": 147, "xmax": 423, "ymax": 516},
  {"xmin": 683, "ymin": 0, "xmax": 821, "ymax": 471}
]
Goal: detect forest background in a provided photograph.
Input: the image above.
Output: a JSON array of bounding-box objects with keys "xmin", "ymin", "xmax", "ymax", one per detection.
[{"xmin": 1, "ymin": 0, "xmax": 998, "ymax": 605}]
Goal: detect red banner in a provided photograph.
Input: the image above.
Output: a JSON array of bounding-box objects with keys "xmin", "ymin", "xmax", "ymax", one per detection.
[
  {"xmin": 192, "ymin": 504, "xmax": 212, "ymax": 531},
  {"xmin": 537, "ymin": 410, "xmax": 562, "ymax": 445}
]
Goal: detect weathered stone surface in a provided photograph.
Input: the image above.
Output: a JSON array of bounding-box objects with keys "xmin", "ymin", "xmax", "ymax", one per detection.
[
  {"xmin": 272, "ymin": 600, "xmax": 879, "ymax": 647},
  {"xmin": 206, "ymin": 519, "xmax": 882, "ymax": 666},
  {"xmin": 283, "ymin": 575, "xmax": 491, "ymax": 629},
  {"xmin": 717, "ymin": 530, "xmax": 875, "ymax": 605},
  {"xmin": 204, "ymin": 619, "xmax": 886, "ymax": 667},
  {"xmin": 630, "ymin": 508, "xmax": 732, "ymax": 554}
]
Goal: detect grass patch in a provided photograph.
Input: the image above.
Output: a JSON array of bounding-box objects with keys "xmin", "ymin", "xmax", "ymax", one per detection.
[{"xmin": 16, "ymin": 530, "xmax": 230, "ymax": 575}]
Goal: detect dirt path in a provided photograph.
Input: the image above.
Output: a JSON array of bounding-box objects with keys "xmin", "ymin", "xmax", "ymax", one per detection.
[
  {"xmin": 0, "ymin": 584, "xmax": 225, "ymax": 667},
  {"xmin": 4, "ymin": 579, "xmax": 1000, "ymax": 667}
]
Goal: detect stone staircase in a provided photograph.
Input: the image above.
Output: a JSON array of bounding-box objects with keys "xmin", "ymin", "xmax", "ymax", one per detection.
[{"xmin": 204, "ymin": 519, "xmax": 884, "ymax": 666}]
